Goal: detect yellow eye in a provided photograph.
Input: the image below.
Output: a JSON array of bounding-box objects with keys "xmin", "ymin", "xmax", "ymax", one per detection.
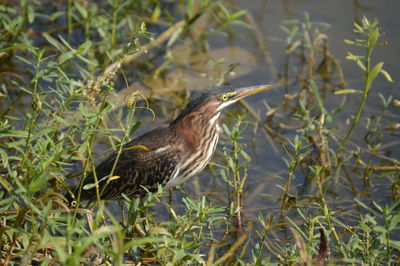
[{"xmin": 220, "ymin": 92, "xmax": 235, "ymax": 101}]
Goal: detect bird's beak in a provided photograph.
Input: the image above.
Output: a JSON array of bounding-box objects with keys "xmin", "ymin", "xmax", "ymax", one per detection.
[{"xmin": 233, "ymin": 84, "xmax": 274, "ymax": 101}]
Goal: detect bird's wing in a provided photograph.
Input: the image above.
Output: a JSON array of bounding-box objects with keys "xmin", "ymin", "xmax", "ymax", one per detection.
[{"xmin": 79, "ymin": 143, "xmax": 182, "ymax": 200}]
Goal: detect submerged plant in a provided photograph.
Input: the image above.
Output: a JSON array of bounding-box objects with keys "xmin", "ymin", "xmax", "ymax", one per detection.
[
  {"xmin": 220, "ymin": 113, "xmax": 252, "ymax": 232},
  {"xmin": 337, "ymin": 17, "xmax": 393, "ymax": 156}
]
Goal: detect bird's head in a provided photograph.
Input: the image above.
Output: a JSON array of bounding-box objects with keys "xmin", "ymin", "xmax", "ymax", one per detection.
[{"xmin": 172, "ymin": 85, "xmax": 274, "ymax": 124}]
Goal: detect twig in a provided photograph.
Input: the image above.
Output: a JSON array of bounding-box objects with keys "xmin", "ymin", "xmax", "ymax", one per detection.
[
  {"xmin": 366, "ymin": 166, "xmax": 400, "ymax": 172},
  {"xmin": 122, "ymin": 20, "xmax": 186, "ymax": 65},
  {"xmin": 213, "ymin": 233, "xmax": 247, "ymax": 264},
  {"xmin": 206, "ymin": 242, "xmax": 216, "ymax": 265}
]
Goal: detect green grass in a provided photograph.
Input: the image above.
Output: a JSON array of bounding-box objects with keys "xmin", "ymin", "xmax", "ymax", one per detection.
[{"xmin": 1, "ymin": 1, "xmax": 399, "ymax": 265}]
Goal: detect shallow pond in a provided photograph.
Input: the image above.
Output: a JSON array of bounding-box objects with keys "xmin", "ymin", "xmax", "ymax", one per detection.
[{"xmin": 1, "ymin": 0, "xmax": 399, "ymax": 262}]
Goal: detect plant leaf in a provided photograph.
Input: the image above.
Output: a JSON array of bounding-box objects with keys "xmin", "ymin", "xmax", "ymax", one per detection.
[{"xmin": 334, "ymin": 89, "xmax": 361, "ymax": 94}]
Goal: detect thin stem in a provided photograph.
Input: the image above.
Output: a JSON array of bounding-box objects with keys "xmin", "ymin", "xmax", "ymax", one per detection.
[
  {"xmin": 99, "ymin": 95, "xmax": 138, "ymax": 198},
  {"xmin": 315, "ymin": 168, "xmax": 347, "ymax": 258},
  {"xmin": 337, "ymin": 21, "xmax": 376, "ymax": 157},
  {"xmin": 67, "ymin": 0, "xmax": 73, "ymax": 37},
  {"xmin": 72, "ymin": 85, "xmax": 113, "ymax": 222},
  {"xmin": 111, "ymin": 0, "xmax": 118, "ymax": 48},
  {"xmin": 19, "ymin": 50, "xmax": 43, "ymax": 184},
  {"xmin": 336, "ymin": 52, "xmax": 370, "ymax": 156}
]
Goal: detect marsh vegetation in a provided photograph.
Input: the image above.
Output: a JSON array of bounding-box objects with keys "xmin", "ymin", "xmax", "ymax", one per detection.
[{"xmin": 0, "ymin": 0, "xmax": 399, "ymax": 264}]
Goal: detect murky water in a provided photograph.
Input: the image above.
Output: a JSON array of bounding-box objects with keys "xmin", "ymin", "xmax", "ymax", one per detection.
[
  {"xmin": 149, "ymin": 0, "xmax": 400, "ymax": 253},
  {"xmin": 2, "ymin": 0, "xmax": 399, "ymax": 261}
]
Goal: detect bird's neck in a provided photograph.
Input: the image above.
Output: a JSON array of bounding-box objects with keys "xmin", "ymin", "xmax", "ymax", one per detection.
[
  {"xmin": 171, "ymin": 111, "xmax": 221, "ymax": 154},
  {"xmin": 169, "ymin": 111, "xmax": 221, "ymax": 184}
]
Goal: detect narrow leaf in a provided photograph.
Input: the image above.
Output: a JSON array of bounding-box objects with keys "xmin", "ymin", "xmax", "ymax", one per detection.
[
  {"xmin": 123, "ymin": 145, "xmax": 149, "ymax": 151},
  {"xmin": 0, "ymin": 149, "xmax": 8, "ymax": 168},
  {"xmin": 381, "ymin": 69, "xmax": 394, "ymax": 83},
  {"xmin": 308, "ymin": 79, "xmax": 326, "ymax": 114},
  {"xmin": 108, "ymin": 175, "xmax": 120, "ymax": 181},
  {"xmin": 368, "ymin": 28, "xmax": 380, "ymax": 48},
  {"xmin": 0, "ymin": 129, "xmax": 28, "ymax": 138},
  {"xmin": 43, "ymin": 33, "xmax": 64, "ymax": 51},
  {"xmin": 83, "ymin": 183, "xmax": 97, "ymax": 190},
  {"xmin": 334, "ymin": 89, "xmax": 361, "ymax": 95},
  {"xmin": 367, "ymin": 62, "xmax": 384, "ymax": 90}
]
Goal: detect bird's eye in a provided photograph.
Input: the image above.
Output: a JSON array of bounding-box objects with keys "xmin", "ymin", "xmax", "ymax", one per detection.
[
  {"xmin": 220, "ymin": 92, "xmax": 235, "ymax": 101},
  {"xmin": 220, "ymin": 94, "xmax": 228, "ymax": 101}
]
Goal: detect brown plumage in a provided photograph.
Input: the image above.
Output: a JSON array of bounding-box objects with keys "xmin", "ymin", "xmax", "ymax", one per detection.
[{"xmin": 67, "ymin": 85, "xmax": 273, "ymax": 202}]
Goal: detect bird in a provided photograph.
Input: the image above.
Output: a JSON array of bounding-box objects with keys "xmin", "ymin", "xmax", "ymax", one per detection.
[{"xmin": 67, "ymin": 85, "xmax": 274, "ymax": 203}]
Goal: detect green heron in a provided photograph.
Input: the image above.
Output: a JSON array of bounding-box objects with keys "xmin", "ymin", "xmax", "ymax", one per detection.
[{"xmin": 68, "ymin": 85, "xmax": 273, "ymax": 202}]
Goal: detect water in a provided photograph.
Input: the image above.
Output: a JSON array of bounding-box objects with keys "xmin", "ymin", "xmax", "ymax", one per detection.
[
  {"xmin": 2, "ymin": 0, "xmax": 399, "ymax": 261},
  {"xmin": 154, "ymin": 0, "xmax": 400, "ymax": 256}
]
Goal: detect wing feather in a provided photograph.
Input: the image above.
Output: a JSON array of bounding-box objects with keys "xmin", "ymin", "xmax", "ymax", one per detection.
[{"xmin": 77, "ymin": 127, "xmax": 182, "ymax": 200}]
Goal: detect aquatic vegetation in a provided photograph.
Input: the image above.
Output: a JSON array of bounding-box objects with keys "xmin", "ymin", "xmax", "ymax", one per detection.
[{"xmin": 0, "ymin": 0, "xmax": 398, "ymax": 264}]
